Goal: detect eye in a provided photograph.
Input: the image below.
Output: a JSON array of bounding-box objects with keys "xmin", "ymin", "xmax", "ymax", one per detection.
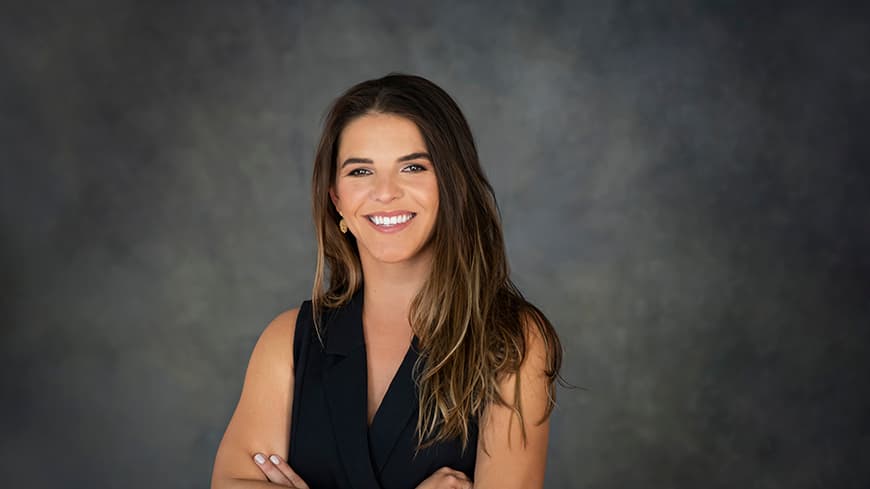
[
  {"xmin": 347, "ymin": 168, "xmax": 372, "ymax": 176},
  {"xmin": 402, "ymin": 163, "xmax": 427, "ymax": 173}
]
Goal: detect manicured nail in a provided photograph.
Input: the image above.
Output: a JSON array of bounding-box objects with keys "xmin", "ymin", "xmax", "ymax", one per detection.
[
  {"xmin": 269, "ymin": 455, "xmax": 280, "ymax": 465},
  {"xmin": 254, "ymin": 454, "xmax": 266, "ymax": 464}
]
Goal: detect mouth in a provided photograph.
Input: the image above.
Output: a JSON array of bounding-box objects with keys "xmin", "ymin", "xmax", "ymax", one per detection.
[{"xmin": 366, "ymin": 212, "xmax": 417, "ymax": 228}]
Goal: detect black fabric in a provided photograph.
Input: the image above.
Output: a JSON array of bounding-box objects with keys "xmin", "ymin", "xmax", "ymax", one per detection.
[{"xmin": 289, "ymin": 288, "xmax": 478, "ymax": 489}]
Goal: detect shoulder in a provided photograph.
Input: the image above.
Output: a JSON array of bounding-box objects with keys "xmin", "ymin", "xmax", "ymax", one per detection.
[
  {"xmin": 259, "ymin": 307, "xmax": 300, "ymax": 345},
  {"xmin": 500, "ymin": 307, "xmax": 554, "ymax": 399},
  {"xmin": 487, "ymin": 304, "xmax": 561, "ymax": 428},
  {"xmin": 517, "ymin": 306, "xmax": 555, "ymax": 370},
  {"xmin": 250, "ymin": 306, "xmax": 301, "ymax": 372}
]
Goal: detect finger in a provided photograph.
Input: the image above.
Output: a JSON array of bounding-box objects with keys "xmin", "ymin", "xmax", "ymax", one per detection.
[
  {"xmin": 446, "ymin": 473, "xmax": 472, "ymax": 488},
  {"xmin": 252, "ymin": 453, "xmax": 293, "ymax": 487},
  {"xmin": 438, "ymin": 466, "xmax": 471, "ymax": 481},
  {"xmin": 448, "ymin": 471, "xmax": 472, "ymax": 488},
  {"xmin": 451, "ymin": 470, "xmax": 470, "ymax": 481},
  {"xmin": 267, "ymin": 454, "xmax": 310, "ymax": 489}
]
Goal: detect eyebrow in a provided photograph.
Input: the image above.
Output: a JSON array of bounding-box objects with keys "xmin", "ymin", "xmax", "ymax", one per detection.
[{"xmin": 340, "ymin": 152, "xmax": 431, "ymax": 168}]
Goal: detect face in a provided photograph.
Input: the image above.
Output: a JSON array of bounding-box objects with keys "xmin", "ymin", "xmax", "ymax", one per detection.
[{"xmin": 330, "ymin": 113, "xmax": 439, "ymax": 265}]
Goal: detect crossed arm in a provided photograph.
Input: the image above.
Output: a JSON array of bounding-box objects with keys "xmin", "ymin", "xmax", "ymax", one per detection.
[
  {"xmin": 210, "ymin": 309, "xmax": 552, "ymax": 489},
  {"xmin": 210, "ymin": 308, "xmax": 298, "ymax": 489}
]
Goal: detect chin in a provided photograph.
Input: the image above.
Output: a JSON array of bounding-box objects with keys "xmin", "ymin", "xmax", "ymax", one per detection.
[
  {"xmin": 363, "ymin": 243, "xmax": 431, "ymax": 265},
  {"xmin": 372, "ymin": 251, "xmax": 418, "ymax": 264}
]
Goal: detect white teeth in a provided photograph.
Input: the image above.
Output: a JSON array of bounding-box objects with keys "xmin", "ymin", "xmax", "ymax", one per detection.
[{"xmin": 368, "ymin": 213, "xmax": 414, "ymax": 226}]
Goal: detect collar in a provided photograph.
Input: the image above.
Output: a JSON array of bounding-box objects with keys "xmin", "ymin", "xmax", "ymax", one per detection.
[{"xmin": 322, "ymin": 287, "xmax": 365, "ymax": 356}]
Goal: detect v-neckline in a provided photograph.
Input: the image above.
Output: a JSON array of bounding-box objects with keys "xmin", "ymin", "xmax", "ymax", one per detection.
[
  {"xmin": 364, "ymin": 332, "xmax": 421, "ymax": 473},
  {"xmin": 359, "ymin": 292, "xmax": 419, "ymax": 431},
  {"xmin": 365, "ymin": 338, "xmax": 417, "ymax": 429},
  {"xmin": 322, "ymin": 287, "xmax": 422, "ymax": 477}
]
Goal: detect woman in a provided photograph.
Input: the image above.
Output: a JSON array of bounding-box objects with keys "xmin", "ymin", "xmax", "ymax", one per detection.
[{"xmin": 211, "ymin": 74, "xmax": 563, "ymax": 489}]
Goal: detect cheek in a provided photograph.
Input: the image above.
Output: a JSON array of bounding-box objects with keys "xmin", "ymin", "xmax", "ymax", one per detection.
[
  {"xmin": 335, "ymin": 182, "xmax": 365, "ymax": 206},
  {"xmin": 429, "ymin": 183, "xmax": 440, "ymax": 210},
  {"xmin": 421, "ymin": 177, "xmax": 439, "ymax": 206}
]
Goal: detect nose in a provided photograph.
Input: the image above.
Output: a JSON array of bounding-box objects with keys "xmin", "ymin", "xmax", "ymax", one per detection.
[{"xmin": 371, "ymin": 171, "xmax": 402, "ymax": 203}]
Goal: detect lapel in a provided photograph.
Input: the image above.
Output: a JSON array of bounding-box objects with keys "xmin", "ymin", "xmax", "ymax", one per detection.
[
  {"xmin": 322, "ymin": 288, "xmax": 383, "ymax": 489},
  {"xmin": 321, "ymin": 288, "xmax": 422, "ymax": 485}
]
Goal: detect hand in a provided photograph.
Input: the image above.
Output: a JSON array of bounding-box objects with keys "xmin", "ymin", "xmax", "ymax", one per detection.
[
  {"xmin": 415, "ymin": 466, "xmax": 473, "ymax": 489},
  {"xmin": 252, "ymin": 453, "xmax": 310, "ymax": 488}
]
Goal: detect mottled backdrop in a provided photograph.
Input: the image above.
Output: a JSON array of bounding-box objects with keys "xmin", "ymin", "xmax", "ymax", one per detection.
[{"xmin": 2, "ymin": 1, "xmax": 868, "ymax": 488}]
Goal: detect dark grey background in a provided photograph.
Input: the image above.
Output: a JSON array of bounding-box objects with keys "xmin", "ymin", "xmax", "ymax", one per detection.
[{"xmin": 2, "ymin": 1, "xmax": 868, "ymax": 488}]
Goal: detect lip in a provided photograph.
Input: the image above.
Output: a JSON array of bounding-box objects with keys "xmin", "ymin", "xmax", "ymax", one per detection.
[{"xmin": 364, "ymin": 210, "xmax": 416, "ymax": 218}]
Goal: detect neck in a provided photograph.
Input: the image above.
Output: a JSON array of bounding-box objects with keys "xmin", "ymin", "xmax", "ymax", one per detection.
[{"xmin": 358, "ymin": 249, "xmax": 433, "ymax": 323}]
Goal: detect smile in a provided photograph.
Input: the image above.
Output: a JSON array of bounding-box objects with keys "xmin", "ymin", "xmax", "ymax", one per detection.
[{"xmin": 367, "ymin": 213, "xmax": 416, "ymax": 227}]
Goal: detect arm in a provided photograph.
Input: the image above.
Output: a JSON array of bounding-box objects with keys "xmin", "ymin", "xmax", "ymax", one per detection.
[
  {"xmin": 472, "ymin": 315, "xmax": 552, "ymax": 489},
  {"xmin": 211, "ymin": 308, "xmax": 299, "ymax": 489}
]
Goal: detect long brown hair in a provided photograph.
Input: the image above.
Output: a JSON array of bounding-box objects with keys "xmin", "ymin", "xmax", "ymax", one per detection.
[{"xmin": 310, "ymin": 73, "xmax": 562, "ymax": 452}]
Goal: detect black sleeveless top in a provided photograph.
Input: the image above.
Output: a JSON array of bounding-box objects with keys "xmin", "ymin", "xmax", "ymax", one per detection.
[{"xmin": 288, "ymin": 288, "xmax": 478, "ymax": 489}]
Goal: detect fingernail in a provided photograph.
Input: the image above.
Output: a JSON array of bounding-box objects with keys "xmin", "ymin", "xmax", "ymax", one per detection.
[
  {"xmin": 254, "ymin": 454, "xmax": 266, "ymax": 464},
  {"xmin": 269, "ymin": 455, "xmax": 280, "ymax": 465}
]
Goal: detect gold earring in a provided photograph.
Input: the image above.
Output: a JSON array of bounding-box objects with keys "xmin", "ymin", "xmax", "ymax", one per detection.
[{"xmin": 339, "ymin": 219, "xmax": 348, "ymax": 234}]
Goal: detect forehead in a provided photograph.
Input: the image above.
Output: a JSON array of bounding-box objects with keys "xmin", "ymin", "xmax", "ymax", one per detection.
[{"xmin": 337, "ymin": 113, "xmax": 427, "ymax": 160}]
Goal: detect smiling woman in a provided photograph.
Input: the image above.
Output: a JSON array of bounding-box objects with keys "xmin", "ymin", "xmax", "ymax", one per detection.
[
  {"xmin": 210, "ymin": 73, "xmax": 563, "ymax": 489},
  {"xmin": 331, "ymin": 114, "xmax": 439, "ymax": 266}
]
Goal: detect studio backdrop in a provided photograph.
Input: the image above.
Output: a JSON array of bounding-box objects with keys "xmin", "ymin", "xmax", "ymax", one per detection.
[{"xmin": 2, "ymin": 1, "xmax": 868, "ymax": 488}]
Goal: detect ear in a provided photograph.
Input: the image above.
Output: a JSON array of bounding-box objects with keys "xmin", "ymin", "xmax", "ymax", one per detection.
[{"xmin": 329, "ymin": 187, "xmax": 341, "ymax": 216}]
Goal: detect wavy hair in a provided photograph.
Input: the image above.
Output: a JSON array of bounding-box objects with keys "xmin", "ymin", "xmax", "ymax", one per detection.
[{"xmin": 309, "ymin": 73, "xmax": 563, "ymax": 452}]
